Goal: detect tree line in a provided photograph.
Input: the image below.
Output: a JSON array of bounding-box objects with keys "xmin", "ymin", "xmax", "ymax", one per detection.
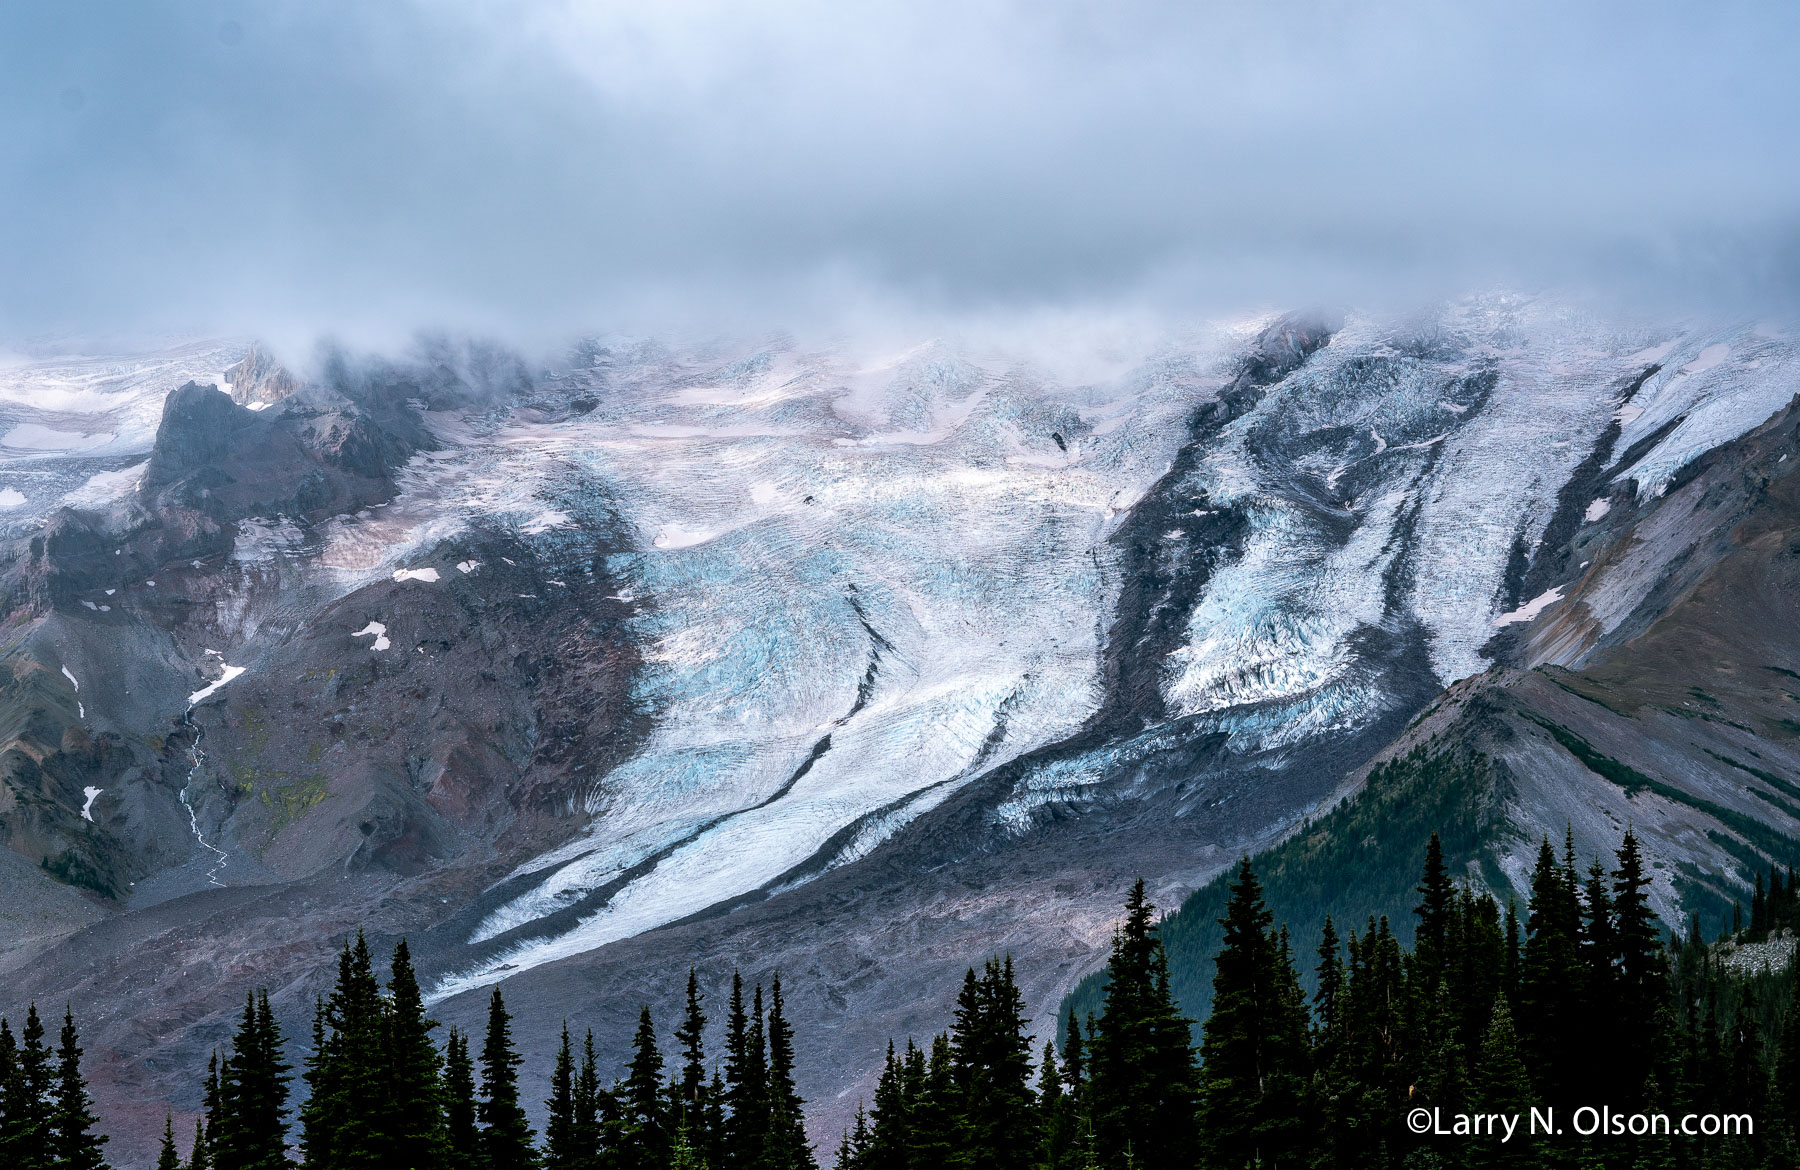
[{"xmin": 5, "ymin": 830, "xmax": 1800, "ymax": 1169}]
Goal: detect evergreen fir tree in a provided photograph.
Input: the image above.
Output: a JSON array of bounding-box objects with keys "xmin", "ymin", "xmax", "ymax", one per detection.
[
  {"xmin": 725, "ymin": 976, "xmax": 771, "ymax": 1170},
  {"xmin": 443, "ymin": 1028, "xmax": 480, "ymax": 1170},
  {"xmin": 1612, "ymin": 829, "xmax": 1670, "ymax": 1106},
  {"xmin": 477, "ymin": 989, "xmax": 537, "ymax": 1170},
  {"xmin": 905, "ymin": 1035, "xmax": 966, "ymax": 1170},
  {"xmin": 575, "ymin": 1029, "xmax": 604, "ymax": 1170},
  {"xmin": 6, "ymin": 1005, "xmax": 56, "ymax": 1170},
  {"xmin": 1035, "ymin": 1043, "xmax": 1071, "ymax": 1170},
  {"xmin": 1469, "ymin": 997, "xmax": 1536, "ymax": 1170},
  {"xmin": 1413, "ymin": 832, "xmax": 1453, "ymax": 986},
  {"xmin": 761, "ymin": 975, "xmax": 815, "ymax": 1170},
  {"xmin": 544, "ymin": 1025, "xmax": 578, "ymax": 1170},
  {"xmin": 1088, "ymin": 879, "xmax": 1200, "ymax": 1170},
  {"xmin": 383, "ymin": 940, "xmax": 446, "ymax": 1170},
  {"xmin": 156, "ymin": 1115, "xmax": 182, "ymax": 1170},
  {"xmin": 948, "ymin": 958, "xmax": 1036, "ymax": 1170},
  {"xmin": 621, "ymin": 1006, "xmax": 666, "ymax": 1170},
  {"xmin": 675, "ymin": 970, "xmax": 708, "ymax": 1131},
  {"xmin": 50, "ymin": 1007, "xmax": 108, "ymax": 1170},
  {"xmin": 0, "ymin": 1012, "xmax": 47, "ymax": 1170},
  {"xmin": 1518, "ymin": 837, "xmax": 1583, "ymax": 1108},
  {"xmin": 303, "ymin": 934, "xmax": 387, "ymax": 1170},
  {"xmin": 864, "ymin": 1042, "xmax": 909, "ymax": 1170},
  {"xmin": 298, "ymin": 999, "xmax": 329, "ymax": 1170},
  {"xmin": 216, "ymin": 991, "xmax": 289, "ymax": 1170},
  {"xmin": 1197, "ymin": 862, "xmax": 1310, "ymax": 1170},
  {"xmin": 187, "ymin": 1118, "xmax": 211, "ymax": 1170}
]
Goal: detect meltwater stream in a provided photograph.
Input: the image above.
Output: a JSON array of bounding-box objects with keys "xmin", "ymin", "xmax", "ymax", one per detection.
[{"xmin": 181, "ymin": 703, "xmax": 232, "ymax": 888}]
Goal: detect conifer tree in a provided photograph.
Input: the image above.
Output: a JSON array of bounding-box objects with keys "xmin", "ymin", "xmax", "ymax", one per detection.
[
  {"xmin": 215, "ymin": 991, "xmax": 289, "ymax": 1170},
  {"xmin": 864, "ymin": 1042, "xmax": 909, "ymax": 1170},
  {"xmin": 156, "ymin": 1115, "xmax": 182, "ymax": 1170},
  {"xmin": 905, "ymin": 1035, "xmax": 965, "ymax": 1170},
  {"xmin": 1469, "ymin": 997, "xmax": 1536, "ymax": 1170},
  {"xmin": 724, "ymin": 974, "xmax": 768, "ymax": 1170},
  {"xmin": 575, "ymin": 1029, "xmax": 604, "ymax": 1170},
  {"xmin": 1613, "ymin": 829, "xmax": 1669, "ymax": 1104},
  {"xmin": 1518, "ymin": 837, "xmax": 1583, "ymax": 1107},
  {"xmin": 0, "ymin": 1018, "xmax": 16, "ymax": 1168},
  {"xmin": 0, "ymin": 1018, "xmax": 36, "ymax": 1170},
  {"xmin": 544, "ymin": 1025, "xmax": 578, "ymax": 1170},
  {"xmin": 50, "ymin": 1007, "xmax": 108, "ymax": 1170},
  {"xmin": 1198, "ymin": 862, "xmax": 1310, "ymax": 1170},
  {"xmin": 1413, "ymin": 832, "xmax": 1452, "ymax": 986},
  {"xmin": 477, "ymin": 989, "xmax": 537, "ymax": 1170},
  {"xmin": 761, "ymin": 975, "xmax": 815, "ymax": 1170},
  {"xmin": 384, "ymin": 940, "xmax": 446, "ymax": 1170},
  {"xmin": 620, "ymin": 1006, "xmax": 666, "ymax": 1170},
  {"xmin": 187, "ymin": 1118, "xmax": 211, "ymax": 1170},
  {"xmin": 1088, "ymin": 879, "xmax": 1199, "ymax": 1170},
  {"xmin": 1035, "ymin": 1043, "xmax": 1071, "ymax": 1170},
  {"xmin": 298, "ymin": 1000, "xmax": 329, "ymax": 1170},
  {"xmin": 4, "ymin": 1006, "xmax": 55, "ymax": 1170},
  {"xmin": 949, "ymin": 959, "xmax": 1035, "ymax": 1170},
  {"xmin": 303, "ymin": 934, "xmax": 386, "ymax": 1170},
  {"xmin": 675, "ymin": 970, "xmax": 708, "ymax": 1131},
  {"xmin": 443, "ymin": 1028, "xmax": 480, "ymax": 1170}
]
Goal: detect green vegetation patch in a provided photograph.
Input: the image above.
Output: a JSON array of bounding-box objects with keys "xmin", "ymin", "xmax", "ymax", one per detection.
[
  {"xmin": 1066, "ymin": 742, "xmax": 1513, "ymax": 1034},
  {"xmin": 260, "ymin": 772, "xmax": 330, "ymax": 836}
]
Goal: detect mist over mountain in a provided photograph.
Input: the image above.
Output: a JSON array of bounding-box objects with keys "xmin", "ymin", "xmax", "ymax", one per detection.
[{"xmin": 4, "ymin": 5, "xmax": 1800, "ymax": 1168}]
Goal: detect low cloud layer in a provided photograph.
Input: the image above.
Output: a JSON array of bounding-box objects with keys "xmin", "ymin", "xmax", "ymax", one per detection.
[{"xmin": 4, "ymin": 1, "xmax": 1798, "ymax": 344}]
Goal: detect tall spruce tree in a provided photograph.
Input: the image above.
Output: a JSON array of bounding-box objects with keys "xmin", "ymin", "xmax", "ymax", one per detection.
[
  {"xmin": 724, "ymin": 974, "xmax": 768, "ymax": 1170},
  {"xmin": 761, "ymin": 975, "xmax": 814, "ymax": 1170},
  {"xmin": 187, "ymin": 1118, "xmax": 211, "ymax": 1170},
  {"xmin": 4, "ymin": 1005, "xmax": 55, "ymax": 1170},
  {"xmin": 1088, "ymin": 879, "xmax": 1200, "ymax": 1170},
  {"xmin": 383, "ymin": 941, "xmax": 446, "ymax": 1170},
  {"xmin": 477, "ymin": 989, "xmax": 537, "ymax": 1170},
  {"xmin": 575, "ymin": 1030, "xmax": 604, "ymax": 1170},
  {"xmin": 1518, "ymin": 836, "xmax": 1583, "ymax": 1108},
  {"xmin": 156, "ymin": 1115, "xmax": 182, "ymax": 1170},
  {"xmin": 1198, "ymin": 861, "xmax": 1310, "ymax": 1170},
  {"xmin": 620, "ymin": 1006, "xmax": 666, "ymax": 1170},
  {"xmin": 949, "ymin": 959, "xmax": 1036, "ymax": 1170},
  {"xmin": 675, "ymin": 970, "xmax": 708, "ymax": 1132},
  {"xmin": 544, "ymin": 1025, "xmax": 577, "ymax": 1170},
  {"xmin": 1469, "ymin": 997, "xmax": 1536, "ymax": 1170},
  {"xmin": 50, "ymin": 1007, "xmax": 108, "ymax": 1170},
  {"xmin": 216, "ymin": 991, "xmax": 289, "ymax": 1170},
  {"xmin": 864, "ymin": 1042, "xmax": 909, "ymax": 1170},
  {"xmin": 442, "ymin": 1028, "xmax": 480, "ymax": 1170},
  {"xmin": 303, "ymin": 934, "xmax": 386, "ymax": 1170}
]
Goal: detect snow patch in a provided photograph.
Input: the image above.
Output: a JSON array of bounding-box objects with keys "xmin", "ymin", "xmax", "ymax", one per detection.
[
  {"xmin": 61, "ymin": 665, "xmax": 78, "ymax": 691},
  {"xmin": 1584, "ymin": 498, "xmax": 1611, "ymax": 522},
  {"xmin": 1682, "ymin": 344, "xmax": 1730, "ymax": 375},
  {"xmin": 1493, "ymin": 586, "xmax": 1566, "ymax": 628},
  {"xmin": 352, "ymin": 621, "xmax": 391, "ymax": 651},
  {"xmin": 652, "ymin": 524, "xmax": 717, "ymax": 550},
  {"xmin": 392, "ymin": 567, "xmax": 441, "ymax": 583},
  {"xmin": 1, "ymin": 423, "xmax": 113, "ymax": 451},
  {"xmin": 456, "ymin": 560, "xmax": 480, "ymax": 574},
  {"xmin": 80, "ymin": 787, "xmax": 101, "ymax": 822},
  {"xmin": 188, "ymin": 665, "xmax": 246, "ymax": 705},
  {"xmin": 0, "ymin": 488, "xmax": 25, "ymax": 508}
]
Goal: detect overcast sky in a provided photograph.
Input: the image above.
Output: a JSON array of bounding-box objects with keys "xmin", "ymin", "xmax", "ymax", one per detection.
[{"xmin": 3, "ymin": 1, "xmax": 1798, "ymax": 345}]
